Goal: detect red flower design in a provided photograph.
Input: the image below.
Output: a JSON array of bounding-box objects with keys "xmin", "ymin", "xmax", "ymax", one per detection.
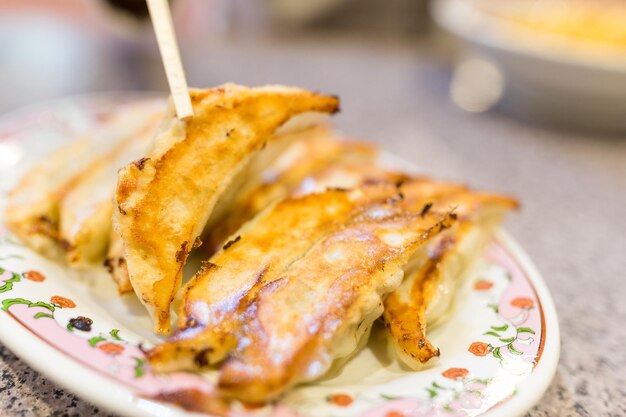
[
  {"xmin": 50, "ymin": 296, "xmax": 75, "ymax": 308},
  {"xmin": 511, "ymin": 297, "xmax": 534, "ymax": 309},
  {"xmin": 385, "ymin": 412, "xmax": 406, "ymax": 417},
  {"xmin": 98, "ymin": 342, "xmax": 124, "ymax": 355},
  {"xmin": 473, "ymin": 280, "xmax": 493, "ymax": 291},
  {"xmin": 23, "ymin": 270, "xmax": 45, "ymax": 282},
  {"xmin": 468, "ymin": 342, "xmax": 490, "ymax": 356},
  {"xmin": 328, "ymin": 393, "xmax": 353, "ymax": 407},
  {"xmin": 442, "ymin": 367, "xmax": 469, "ymax": 380}
]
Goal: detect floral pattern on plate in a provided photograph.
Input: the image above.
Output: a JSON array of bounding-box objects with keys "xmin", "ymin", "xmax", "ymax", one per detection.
[{"xmin": 0, "ymin": 232, "xmax": 544, "ymax": 417}]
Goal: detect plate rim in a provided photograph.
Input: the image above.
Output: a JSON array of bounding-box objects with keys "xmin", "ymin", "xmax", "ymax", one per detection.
[
  {"xmin": 482, "ymin": 230, "xmax": 560, "ymax": 417},
  {"xmin": 0, "ymin": 229, "xmax": 559, "ymax": 417}
]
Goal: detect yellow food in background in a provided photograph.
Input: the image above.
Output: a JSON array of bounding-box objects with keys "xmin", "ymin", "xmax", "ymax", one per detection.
[{"xmin": 473, "ymin": 0, "xmax": 626, "ymax": 50}]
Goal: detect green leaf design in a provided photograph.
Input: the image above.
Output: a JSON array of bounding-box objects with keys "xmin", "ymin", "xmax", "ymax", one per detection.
[
  {"xmin": 432, "ymin": 382, "xmax": 445, "ymax": 390},
  {"xmin": 380, "ymin": 393, "xmax": 397, "ymax": 400},
  {"xmin": 490, "ymin": 324, "xmax": 509, "ymax": 332},
  {"xmin": 88, "ymin": 336, "xmax": 107, "ymax": 347},
  {"xmin": 28, "ymin": 301, "xmax": 55, "ymax": 312},
  {"xmin": 134, "ymin": 358, "xmax": 145, "ymax": 378},
  {"xmin": 492, "ymin": 347, "xmax": 503, "ymax": 360},
  {"xmin": 425, "ymin": 388, "xmax": 437, "ymax": 398},
  {"xmin": 505, "ymin": 273, "xmax": 513, "ymax": 281},
  {"xmin": 483, "ymin": 331, "xmax": 501, "ymax": 337},
  {"xmin": 33, "ymin": 312, "xmax": 54, "ymax": 319},
  {"xmin": 109, "ymin": 329, "xmax": 122, "ymax": 341},
  {"xmin": 487, "ymin": 303, "xmax": 499, "ymax": 313},
  {"xmin": 517, "ymin": 327, "xmax": 536, "ymax": 335},
  {"xmin": 499, "ymin": 337, "xmax": 515, "ymax": 343},
  {"xmin": 0, "ymin": 272, "xmax": 21, "ymax": 294},
  {"xmin": 0, "ymin": 299, "xmax": 56, "ymax": 313},
  {"xmin": 507, "ymin": 343, "xmax": 523, "ymax": 355}
]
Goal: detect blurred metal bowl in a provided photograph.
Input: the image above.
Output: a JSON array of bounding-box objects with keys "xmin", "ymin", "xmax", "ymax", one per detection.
[{"xmin": 432, "ymin": 0, "xmax": 626, "ymax": 132}]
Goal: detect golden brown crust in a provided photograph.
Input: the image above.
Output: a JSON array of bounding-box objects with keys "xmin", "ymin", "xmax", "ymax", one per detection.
[
  {"xmin": 149, "ymin": 177, "xmax": 459, "ymax": 403},
  {"xmin": 4, "ymin": 100, "xmax": 165, "ymax": 259},
  {"xmin": 382, "ymin": 184, "xmax": 518, "ymax": 367},
  {"xmin": 4, "ymin": 139, "xmax": 91, "ymax": 258},
  {"xmin": 59, "ymin": 110, "xmax": 163, "ymax": 266},
  {"xmin": 290, "ymin": 161, "xmax": 409, "ymax": 197},
  {"xmin": 104, "ymin": 229, "xmax": 133, "ymax": 295},
  {"xmin": 217, "ymin": 207, "xmax": 457, "ymax": 402},
  {"xmin": 146, "ymin": 155, "xmax": 517, "ymax": 401},
  {"xmin": 203, "ymin": 126, "xmax": 377, "ymax": 252},
  {"xmin": 114, "ymin": 84, "xmax": 339, "ymax": 334},
  {"xmin": 147, "ymin": 185, "xmax": 402, "ymax": 371}
]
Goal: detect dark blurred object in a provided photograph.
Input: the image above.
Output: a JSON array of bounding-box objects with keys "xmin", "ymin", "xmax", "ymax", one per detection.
[
  {"xmin": 104, "ymin": 0, "xmax": 151, "ymax": 20},
  {"xmin": 269, "ymin": 0, "xmax": 431, "ymax": 35},
  {"xmin": 0, "ymin": 0, "xmax": 434, "ymax": 114}
]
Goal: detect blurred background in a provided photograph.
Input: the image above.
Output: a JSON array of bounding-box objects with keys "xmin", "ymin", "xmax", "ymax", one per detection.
[
  {"xmin": 2, "ymin": 0, "xmax": 626, "ymax": 132},
  {"xmin": 0, "ymin": 1, "xmax": 625, "ymax": 417}
]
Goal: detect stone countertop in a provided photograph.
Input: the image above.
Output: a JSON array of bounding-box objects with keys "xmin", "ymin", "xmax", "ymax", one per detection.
[{"xmin": 1, "ymin": 36, "xmax": 625, "ymax": 417}]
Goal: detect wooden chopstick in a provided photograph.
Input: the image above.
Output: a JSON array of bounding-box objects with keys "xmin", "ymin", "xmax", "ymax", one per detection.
[{"xmin": 146, "ymin": 0, "xmax": 194, "ymax": 121}]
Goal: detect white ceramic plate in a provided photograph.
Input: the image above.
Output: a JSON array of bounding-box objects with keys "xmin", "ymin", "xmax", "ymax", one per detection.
[{"xmin": 0, "ymin": 95, "xmax": 559, "ymax": 417}]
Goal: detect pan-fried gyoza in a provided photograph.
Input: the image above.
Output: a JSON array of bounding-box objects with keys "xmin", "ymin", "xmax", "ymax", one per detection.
[
  {"xmin": 4, "ymin": 100, "xmax": 164, "ymax": 259},
  {"xmin": 113, "ymin": 84, "xmax": 339, "ymax": 333},
  {"xmin": 217, "ymin": 206, "xmax": 456, "ymax": 403},
  {"xmin": 60, "ymin": 109, "xmax": 163, "ymax": 267},
  {"xmin": 148, "ymin": 184, "xmax": 405, "ymax": 371},
  {"xmin": 104, "ymin": 228, "xmax": 133, "ymax": 294},
  {"xmin": 383, "ymin": 182, "xmax": 518, "ymax": 368},
  {"xmin": 4, "ymin": 84, "xmax": 518, "ymax": 407},
  {"xmin": 150, "ymin": 183, "xmax": 457, "ymax": 403},
  {"xmin": 107, "ymin": 125, "xmax": 369, "ymax": 294},
  {"xmin": 203, "ymin": 125, "xmax": 377, "ymax": 253}
]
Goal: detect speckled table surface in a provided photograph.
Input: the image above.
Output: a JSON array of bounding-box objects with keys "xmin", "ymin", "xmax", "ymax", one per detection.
[{"xmin": 1, "ymin": 36, "xmax": 625, "ymax": 417}]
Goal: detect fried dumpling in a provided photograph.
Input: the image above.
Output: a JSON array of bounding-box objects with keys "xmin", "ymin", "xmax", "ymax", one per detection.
[
  {"xmin": 382, "ymin": 183, "xmax": 518, "ymax": 368},
  {"xmin": 204, "ymin": 126, "xmax": 376, "ymax": 252},
  {"xmin": 217, "ymin": 203, "xmax": 456, "ymax": 403},
  {"xmin": 59, "ymin": 107, "xmax": 163, "ymax": 266},
  {"xmin": 4, "ymin": 100, "xmax": 165, "ymax": 258},
  {"xmin": 105, "ymin": 126, "xmax": 367, "ymax": 293},
  {"xmin": 149, "ymin": 182, "xmax": 456, "ymax": 403},
  {"xmin": 204, "ymin": 132, "xmax": 400, "ymax": 255},
  {"xmin": 291, "ymin": 161, "xmax": 409, "ymax": 197},
  {"xmin": 113, "ymin": 84, "xmax": 339, "ymax": 333},
  {"xmin": 5, "ymin": 139, "xmax": 90, "ymax": 258},
  {"xmin": 147, "ymin": 185, "xmax": 401, "ymax": 371},
  {"xmin": 104, "ymin": 227, "xmax": 133, "ymax": 295}
]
